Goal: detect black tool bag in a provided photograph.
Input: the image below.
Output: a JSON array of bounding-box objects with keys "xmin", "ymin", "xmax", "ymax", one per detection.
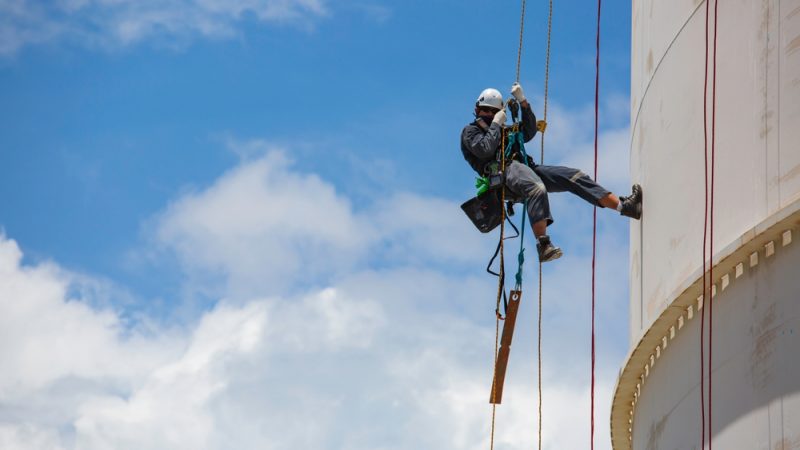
[{"xmin": 461, "ymin": 190, "xmax": 503, "ymax": 233}]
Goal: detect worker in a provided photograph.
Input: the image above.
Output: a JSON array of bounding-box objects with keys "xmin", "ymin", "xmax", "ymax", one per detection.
[{"xmin": 460, "ymin": 83, "xmax": 642, "ymax": 262}]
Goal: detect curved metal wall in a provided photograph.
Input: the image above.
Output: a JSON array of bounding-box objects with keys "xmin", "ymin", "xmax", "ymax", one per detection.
[
  {"xmin": 611, "ymin": 0, "xmax": 800, "ymax": 448},
  {"xmin": 630, "ymin": 0, "xmax": 800, "ymax": 342}
]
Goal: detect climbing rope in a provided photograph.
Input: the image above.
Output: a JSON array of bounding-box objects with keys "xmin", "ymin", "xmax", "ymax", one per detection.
[
  {"xmin": 591, "ymin": 0, "xmax": 602, "ymax": 448},
  {"xmin": 489, "ymin": 1, "xmax": 528, "ymax": 447},
  {"xmin": 700, "ymin": 1, "xmax": 718, "ymax": 448},
  {"xmin": 540, "ymin": 0, "xmax": 552, "ymax": 164},
  {"xmin": 505, "ymin": 130, "xmax": 529, "ymax": 291},
  {"xmin": 488, "ymin": 1, "xmax": 560, "ymax": 448},
  {"xmin": 489, "ymin": 129, "xmax": 508, "ymax": 450},
  {"xmin": 700, "ymin": 0, "xmax": 709, "ymax": 443},
  {"xmin": 709, "ymin": 2, "xmax": 718, "ymax": 447},
  {"xmin": 489, "ymin": 125, "xmax": 531, "ymax": 450},
  {"xmin": 537, "ymin": 1, "xmax": 553, "ymax": 448},
  {"xmin": 515, "ymin": 0, "xmax": 527, "ymax": 83}
]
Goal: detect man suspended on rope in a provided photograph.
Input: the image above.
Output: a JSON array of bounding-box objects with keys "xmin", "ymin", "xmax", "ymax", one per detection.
[{"xmin": 460, "ymin": 83, "xmax": 642, "ymax": 262}]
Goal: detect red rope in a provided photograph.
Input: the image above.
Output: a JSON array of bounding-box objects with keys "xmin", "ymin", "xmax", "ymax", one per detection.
[
  {"xmin": 700, "ymin": 0, "xmax": 710, "ymax": 446},
  {"xmin": 701, "ymin": 1, "xmax": 718, "ymax": 448},
  {"xmin": 709, "ymin": 0, "xmax": 718, "ymax": 447},
  {"xmin": 591, "ymin": 0, "xmax": 601, "ymax": 447}
]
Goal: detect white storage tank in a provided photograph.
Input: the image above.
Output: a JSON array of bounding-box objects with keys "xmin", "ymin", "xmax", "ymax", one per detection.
[{"xmin": 610, "ymin": 0, "xmax": 800, "ymax": 448}]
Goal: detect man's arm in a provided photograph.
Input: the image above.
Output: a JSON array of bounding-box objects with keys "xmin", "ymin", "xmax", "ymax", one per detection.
[
  {"xmin": 462, "ymin": 122, "xmax": 503, "ymax": 160},
  {"xmin": 520, "ymin": 100, "xmax": 538, "ymax": 143},
  {"xmin": 510, "ymin": 83, "xmax": 538, "ymax": 143}
]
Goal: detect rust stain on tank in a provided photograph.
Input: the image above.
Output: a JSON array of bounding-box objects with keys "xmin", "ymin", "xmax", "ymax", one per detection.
[
  {"xmin": 781, "ymin": 164, "xmax": 800, "ymax": 183},
  {"xmin": 788, "ymin": 4, "xmax": 800, "ymax": 20},
  {"xmin": 749, "ymin": 303, "xmax": 778, "ymax": 391},
  {"xmin": 761, "ymin": 110, "xmax": 774, "ymax": 138},
  {"xmin": 638, "ymin": 123, "xmax": 645, "ymax": 150},
  {"xmin": 646, "ymin": 280, "xmax": 665, "ymax": 320},
  {"xmin": 647, "ymin": 50, "xmax": 654, "ymax": 74},
  {"xmin": 788, "ymin": 34, "xmax": 800, "ymax": 56},
  {"xmin": 760, "ymin": 0, "xmax": 771, "ymax": 35},
  {"xmin": 774, "ymin": 436, "xmax": 800, "ymax": 450},
  {"xmin": 645, "ymin": 413, "xmax": 668, "ymax": 450}
]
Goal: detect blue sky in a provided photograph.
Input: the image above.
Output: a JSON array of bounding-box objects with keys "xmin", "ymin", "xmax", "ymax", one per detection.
[{"xmin": 0, "ymin": 1, "xmax": 633, "ymax": 448}]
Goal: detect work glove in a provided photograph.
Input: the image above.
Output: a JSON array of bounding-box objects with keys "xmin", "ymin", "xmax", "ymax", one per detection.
[
  {"xmin": 511, "ymin": 82, "xmax": 526, "ymax": 102},
  {"xmin": 492, "ymin": 108, "xmax": 507, "ymax": 126}
]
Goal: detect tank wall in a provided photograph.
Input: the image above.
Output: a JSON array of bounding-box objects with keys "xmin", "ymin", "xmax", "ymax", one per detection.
[
  {"xmin": 631, "ymin": 238, "xmax": 800, "ymax": 449},
  {"xmin": 630, "ymin": 0, "xmax": 800, "ymax": 342}
]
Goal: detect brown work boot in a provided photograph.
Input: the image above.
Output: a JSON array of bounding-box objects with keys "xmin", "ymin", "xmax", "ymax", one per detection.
[{"xmin": 536, "ymin": 235, "xmax": 563, "ymax": 263}]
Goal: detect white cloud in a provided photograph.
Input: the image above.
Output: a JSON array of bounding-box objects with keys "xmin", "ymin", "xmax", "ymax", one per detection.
[
  {"xmin": 150, "ymin": 147, "xmax": 486, "ymax": 300},
  {"xmin": 0, "ymin": 237, "xmax": 179, "ymax": 396},
  {"xmin": 72, "ymin": 301, "xmax": 269, "ymax": 450},
  {"xmin": 0, "ymin": 102, "xmax": 630, "ymax": 448},
  {"xmin": 371, "ymin": 191, "xmax": 488, "ymax": 266},
  {"xmin": 0, "ymin": 226, "xmax": 622, "ymax": 450},
  {"xmin": 0, "ymin": 232, "xmax": 390, "ymax": 450},
  {"xmin": 0, "ymin": 0, "xmax": 327, "ymax": 55},
  {"xmin": 0, "ymin": 235, "xmax": 185, "ymax": 448},
  {"xmin": 0, "ymin": 424, "xmax": 65, "ymax": 450},
  {"xmin": 346, "ymin": 2, "xmax": 391, "ymax": 23},
  {"xmin": 152, "ymin": 149, "xmax": 371, "ymax": 299}
]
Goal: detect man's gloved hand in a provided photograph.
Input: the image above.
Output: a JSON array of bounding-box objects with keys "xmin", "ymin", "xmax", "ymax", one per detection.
[
  {"xmin": 511, "ymin": 82, "xmax": 526, "ymax": 102},
  {"xmin": 492, "ymin": 108, "xmax": 507, "ymax": 126}
]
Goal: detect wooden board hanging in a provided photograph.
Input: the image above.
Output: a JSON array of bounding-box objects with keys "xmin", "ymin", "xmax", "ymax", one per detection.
[{"xmin": 489, "ymin": 290, "xmax": 522, "ymax": 404}]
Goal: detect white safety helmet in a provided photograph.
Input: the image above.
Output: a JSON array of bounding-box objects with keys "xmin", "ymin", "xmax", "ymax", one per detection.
[{"xmin": 476, "ymin": 88, "xmax": 504, "ymax": 110}]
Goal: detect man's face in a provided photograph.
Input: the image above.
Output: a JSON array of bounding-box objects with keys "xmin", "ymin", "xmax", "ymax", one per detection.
[{"xmin": 476, "ymin": 106, "xmax": 499, "ymax": 121}]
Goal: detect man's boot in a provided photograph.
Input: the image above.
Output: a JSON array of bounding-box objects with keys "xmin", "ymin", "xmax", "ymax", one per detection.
[
  {"xmin": 537, "ymin": 235, "xmax": 563, "ymax": 263},
  {"xmin": 620, "ymin": 184, "xmax": 643, "ymax": 220}
]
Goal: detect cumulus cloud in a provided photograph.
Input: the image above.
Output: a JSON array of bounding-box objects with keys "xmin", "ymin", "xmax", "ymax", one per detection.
[
  {"xmin": 0, "ymin": 235, "xmax": 185, "ymax": 448},
  {"xmin": 0, "ymin": 0, "xmax": 327, "ymax": 55},
  {"xmin": 0, "ymin": 218, "xmax": 622, "ymax": 450},
  {"xmin": 153, "ymin": 149, "xmax": 370, "ymax": 299},
  {"xmin": 0, "ymin": 233, "xmax": 393, "ymax": 449},
  {"xmin": 150, "ymin": 147, "xmax": 486, "ymax": 300},
  {"xmin": 0, "ymin": 237, "xmax": 179, "ymax": 396},
  {"xmin": 0, "ymin": 113, "xmax": 629, "ymax": 448}
]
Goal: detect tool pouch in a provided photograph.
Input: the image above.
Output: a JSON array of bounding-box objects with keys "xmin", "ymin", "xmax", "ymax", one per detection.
[{"xmin": 461, "ymin": 190, "xmax": 503, "ymax": 233}]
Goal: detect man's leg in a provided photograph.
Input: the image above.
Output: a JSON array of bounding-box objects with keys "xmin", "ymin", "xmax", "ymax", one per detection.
[
  {"xmin": 534, "ymin": 165, "xmax": 609, "ymax": 204},
  {"xmin": 535, "ymin": 165, "xmax": 642, "ymax": 219},
  {"xmin": 504, "ymin": 161, "xmax": 552, "ymax": 235},
  {"xmin": 504, "ymin": 161, "xmax": 562, "ymax": 262},
  {"xmin": 532, "ymin": 220, "xmax": 547, "ymax": 237},
  {"xmin": 598, "ymin": 193, "xmax": 620, "ymax": 209}
]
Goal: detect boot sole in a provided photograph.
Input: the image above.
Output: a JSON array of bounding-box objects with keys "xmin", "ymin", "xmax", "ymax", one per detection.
[{"xmin": 541, "ymin": 248, "xmax": 563, "ymax": 263}]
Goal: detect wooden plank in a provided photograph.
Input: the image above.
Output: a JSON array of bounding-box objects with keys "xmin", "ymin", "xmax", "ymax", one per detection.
[{"xmin": 489, "ymin": 290, "xmax": 522, "ymax": 404}]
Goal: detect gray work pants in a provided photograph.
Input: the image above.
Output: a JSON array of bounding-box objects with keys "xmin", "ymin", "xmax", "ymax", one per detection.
[{"xmin": 504, "ymin": 160, "xmax": 611, "ymax": 226}]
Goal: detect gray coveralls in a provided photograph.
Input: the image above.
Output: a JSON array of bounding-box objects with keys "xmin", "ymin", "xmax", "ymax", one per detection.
[{"xmin": 460, "ymin": 104, "xmax": 610, "ymax": 227}]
